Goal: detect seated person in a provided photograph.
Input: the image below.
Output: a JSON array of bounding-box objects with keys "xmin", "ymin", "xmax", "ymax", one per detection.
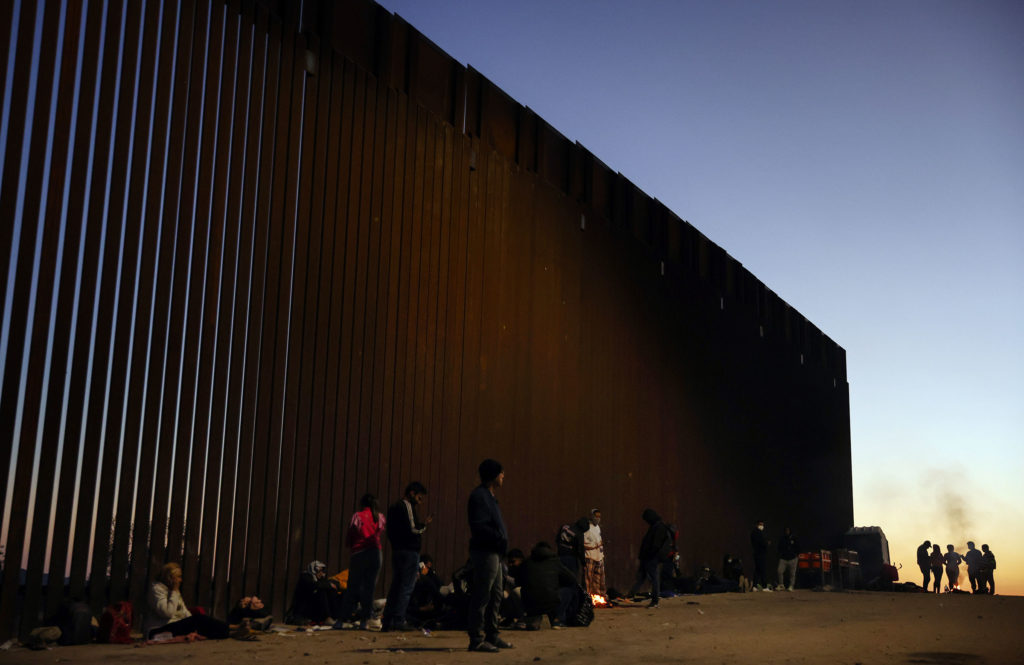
[
  {"xmin": 516, "ymin": 542, "xmax": 576, "ymax": 629},
  {"xmin": 227, "ymin": 596, "xmax": 272, "ymax": 631},
  {"xmin": 696, "ymin": 566, "xmax": 740, "ymax": 594},
  {"xmin": 722, "ymin": 554, "xmax": 752, "ymax": 592},
  {"xmin": 143, "ymin": 562, "xmax": 234, "ymax": 640},
  {"xmin": 286, "ymin": 560, "xmax": 342, "ymax": 625},
  {"xmin": 408, "ymin": 554, "xmax": 445, "ymax": 626}
]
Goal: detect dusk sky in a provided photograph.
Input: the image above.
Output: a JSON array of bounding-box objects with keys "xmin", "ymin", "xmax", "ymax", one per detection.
[{"xmin": 376, "ymin": 0, "xmax": 1024, "ymax": 594}]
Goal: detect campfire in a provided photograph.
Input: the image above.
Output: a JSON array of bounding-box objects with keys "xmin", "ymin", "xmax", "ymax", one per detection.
[{"xmin": 592, "ymin": 594, "xmax": 610, "ymax": 607}]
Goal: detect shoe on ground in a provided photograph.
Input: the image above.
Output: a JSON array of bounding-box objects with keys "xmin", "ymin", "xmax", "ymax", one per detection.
[
  {"xmin": 469, "ymin": 641, "xmax": 500, "ymax": 653},
  {"xmin": 490, "ymin": 636, "xmax": 514, "ymax": 649},
  {"xmin": 647, "ymin": 601, "xmax": 660, "ymax": 609},
  {"xmin": 787, "ymin": 586, "xmax": 795, "ymax": 592},
  {"xmin": 775, "ymin": 585, "xmax": 785, "ymax": 591}
]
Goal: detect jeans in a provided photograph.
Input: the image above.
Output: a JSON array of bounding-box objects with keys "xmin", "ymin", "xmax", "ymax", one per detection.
[
  {"xmin": 383, "ymin": 549, "xmax": 419, "ymax": 627},
  {"xmin": 340, "ymin": 548, "xmax": 382, "ymax": 622},
  {"xmin": 467, "ymin": 550, "xmax": 503, "ymax": 644}
]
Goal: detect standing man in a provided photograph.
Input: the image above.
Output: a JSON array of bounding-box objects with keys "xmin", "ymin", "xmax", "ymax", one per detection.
[
  {"xmin": 916, "ymin": 540, "xmax": 932, "ymax": 591},
  {"xmin": 750, "ymin": 520, "xmax": 770, "ymax": 591},
  {"xmin": 382, "ymin": 482, "xmax": 431, "ymax": 631},
  {"xmin": 467, "ymin": 459, "xmax": 512, "ymax": 653},
  {"xmin": 776, "ymin": 526, "xmax": 799, "ymax": 591},
  {"xmin": 582, "ymin": 508, "xmax": 607, "ymax": 599},
  {"xmin": 964, "ymin": 541, "xmax": 982, "ymax": 592}
]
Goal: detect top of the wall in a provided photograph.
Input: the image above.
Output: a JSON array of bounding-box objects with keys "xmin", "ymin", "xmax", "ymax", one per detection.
[{"xmin": 250, "ymin": 0, "xmax": 846, "ymax": 382}]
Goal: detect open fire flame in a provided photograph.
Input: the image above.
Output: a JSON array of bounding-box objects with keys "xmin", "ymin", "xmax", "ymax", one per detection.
[{"xmin": 591, "ymin": 594, "xmax": 609, "ymax": 607}]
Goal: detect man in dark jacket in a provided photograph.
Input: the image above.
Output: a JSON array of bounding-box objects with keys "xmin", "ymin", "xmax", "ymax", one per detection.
[
  {"xmin": 466, "ymin": 459, "xmax": 512, "ymax": 652},
  {"xmin": 517, "ymin": 542, "xmax": 577, "ymax": 629},
  {"xmin": 556, "ymin": 517, "xmax": 589, "ymax": 579},
  {"xmin": 916, "ymin": 540, "xmax": 932, "ymax": 590},
  {"xmin": 627, "ymin": 508, "xmax": 673, "ymax": 608},
  {"xmin": 776, "ymin": 526, "xmax": 799, "ymax": 591},
  {"xmin": 382, "ymin": 482, "xmax": 431, "ymax": 631}
]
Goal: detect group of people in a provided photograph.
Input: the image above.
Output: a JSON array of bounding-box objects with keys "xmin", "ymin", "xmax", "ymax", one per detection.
[
  {"xmin": 749, "ymin": 520, "xmax": 800, "ymax": 592},
  {"xmin": 917, "ymin": 540, "xmax": 997, "ymax": 594}
]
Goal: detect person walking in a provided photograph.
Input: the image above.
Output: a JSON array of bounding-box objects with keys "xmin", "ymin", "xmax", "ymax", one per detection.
[
  {"xmin": 382, "ymin": 482, "xmax": 431, "ymax": 631},
  {"xmin": 776, "ymin": 526, "xmax": 799, "ymax": 591},
  {"xmin": 916, "ymin": 540, "xmax": 932, "ymax": 590},
  {"xmin": 466, "ymin": 459, "xmax": 513, "ymax": 653}
]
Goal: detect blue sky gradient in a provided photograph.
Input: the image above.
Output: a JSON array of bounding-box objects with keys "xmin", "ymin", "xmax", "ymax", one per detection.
[{"xmin": 376, "ymin": 0, "xmax": 1024, "ymax": 593}]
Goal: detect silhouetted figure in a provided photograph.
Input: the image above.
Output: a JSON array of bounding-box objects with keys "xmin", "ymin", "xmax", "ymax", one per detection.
[
  {"xmin": 776, "ymin": 526, "xmax": 799, "ymax": 591},
  {"xmin": 916, "ymin": 540, "xmax": 932, "ymax": 590},
  {"xmin": 978, "ymin": 544, "xmax": 996, "ymax": 594},
  {"xmin": 929, "ymin": 544, "xmax": 943, "ymax": 593},
  {"xmin": 964, "ymin": 541, "xmax": 982, "ymax": 592},
  {"xmin": 628, "ymin": 508, "xmax": 674, "ymax": 608},
  {"xmin": 750, "ymin": 520, "xmax": 770, "ymax": 590},
  {"xmin": 943, "ymin": 544, "xmax": 963, "ymax": 590},
  {"xmin": 556, "ymin": 517, "xmax": 589, "ymax": 579}
]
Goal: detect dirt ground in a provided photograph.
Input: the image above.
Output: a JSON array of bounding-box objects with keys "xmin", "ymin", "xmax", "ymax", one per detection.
[{"xmin": 3, "ymin": 590, "xmax": 1022, "ymax": 665}]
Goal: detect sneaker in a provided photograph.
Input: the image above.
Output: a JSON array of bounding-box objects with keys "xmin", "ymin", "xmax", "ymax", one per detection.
[
  {"xmin": 469, "ymin": 641, "xmax": 500, "ymax": 653},
  {"xmin": 775, "ymin": 585, "xmax": 785, "ymax": 591},
  {"xmin": 647, "ymin": 601, "xmax": 660, "ymax": 609},
  {"xmin": 490, "ymin": 637, "xmax": 514, "ymax": 649},
  {"xmin": 787, "ymin": 586, "xmax": 794, "ymax": 592}
]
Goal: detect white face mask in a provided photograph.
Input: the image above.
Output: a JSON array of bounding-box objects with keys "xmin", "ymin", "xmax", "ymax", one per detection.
[{"xmin": 757, "ymin": 525, "xmax": 764, "ymax": 531}]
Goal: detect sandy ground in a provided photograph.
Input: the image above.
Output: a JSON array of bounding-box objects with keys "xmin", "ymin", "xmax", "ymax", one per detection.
[{"xmin": 3, "ymin": 591, "xmax": 1023, "ymax": 665}]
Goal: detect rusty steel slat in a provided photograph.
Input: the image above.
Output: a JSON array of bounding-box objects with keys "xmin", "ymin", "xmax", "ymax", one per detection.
[
  {"xmin": 255, "ymin": 22, "xmax": 299, "ymax": 617},
  {"xmin": 280, "ymin": 31, "xmax": 321, "ymax": 585},
  {"xmin": 299, "ymin": 39, "xmax": 336, "ymax": 570},
  {"xmin": 373, "ymin": 87, "xmax": 407, "ymax": 553},
  {"xmin": 43, "ymin": 0, "xmax": 108, "ymax": 616},
  {"xmin": 354, "ymin": 75, "xmax": 384, "ymax": 518},
  {"xmin": 205, "ymin": 3, "xmax": 254, "ymax": 616},
  {"xmin": 239, "ymin": 7, "xmax": 281, "ymax": 600},
  {"xmin": 336, "ymin": 64, "xmax": 366, "ymax": 531},
  {"xmin": 191, "ymin": 1, "xmax": 240, "ymax": 613},
  {"xmin": 267, "ymin": 26, "xmax": 308, "ymax": 615},
  {"xmin": 317, "ymin": 52, "xmax": 350, "ymax": 569}
]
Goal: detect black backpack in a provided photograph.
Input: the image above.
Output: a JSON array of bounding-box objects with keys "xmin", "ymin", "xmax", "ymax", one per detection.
[
  {"xmin": 564, "ymin": 584, "xmax": 594, "ymax": 627},
  {"xmin": 55, "ymin": 601, "xmax": 95, "ymax": 645}
]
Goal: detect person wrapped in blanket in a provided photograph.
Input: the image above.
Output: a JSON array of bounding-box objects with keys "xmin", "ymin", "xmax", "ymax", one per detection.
[{"xmin": 287, "ymin": 560, "xmax": 343, "ymax": 625}]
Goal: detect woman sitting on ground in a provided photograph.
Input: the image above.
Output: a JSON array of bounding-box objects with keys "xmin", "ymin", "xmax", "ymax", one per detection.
[
  {"xmin": 287, "ymin": 560, "xmax": 342, "ymax": 625},
  {"xmin": 143, "ymin": 562, "xmax": 240, "ymax": 640}
]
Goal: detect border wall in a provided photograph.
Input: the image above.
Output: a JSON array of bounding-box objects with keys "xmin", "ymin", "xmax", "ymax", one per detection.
[{"xmin": 0, "ymin": 0, "xmax": 852, "ymax": 638}]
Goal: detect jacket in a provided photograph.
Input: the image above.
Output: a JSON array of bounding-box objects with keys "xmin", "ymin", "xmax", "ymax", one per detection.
[
  {"xmin": 638, "ymin": 509, "xmax": 673, "ymax": 562},
  {"xmin": 467, "ymin": 484, "xmax": 508, "ymax": 554},
  {"xmin": 387, "ymin": 498, "xmax": 426, "ymax": 552}
]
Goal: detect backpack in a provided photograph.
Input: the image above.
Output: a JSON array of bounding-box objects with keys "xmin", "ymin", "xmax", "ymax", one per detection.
[
  {"xmin": 98, "ymin": 601, "xmax": 133, "ymax": 644},
  {"xmin": 564, "ymin": 584, "xmax": 594, "ymax": 627}
]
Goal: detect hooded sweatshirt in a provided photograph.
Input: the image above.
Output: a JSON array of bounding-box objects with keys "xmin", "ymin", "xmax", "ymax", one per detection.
[{"xmin": 638, "ymin": 509, "xmax": 673, "ymax": 562}]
